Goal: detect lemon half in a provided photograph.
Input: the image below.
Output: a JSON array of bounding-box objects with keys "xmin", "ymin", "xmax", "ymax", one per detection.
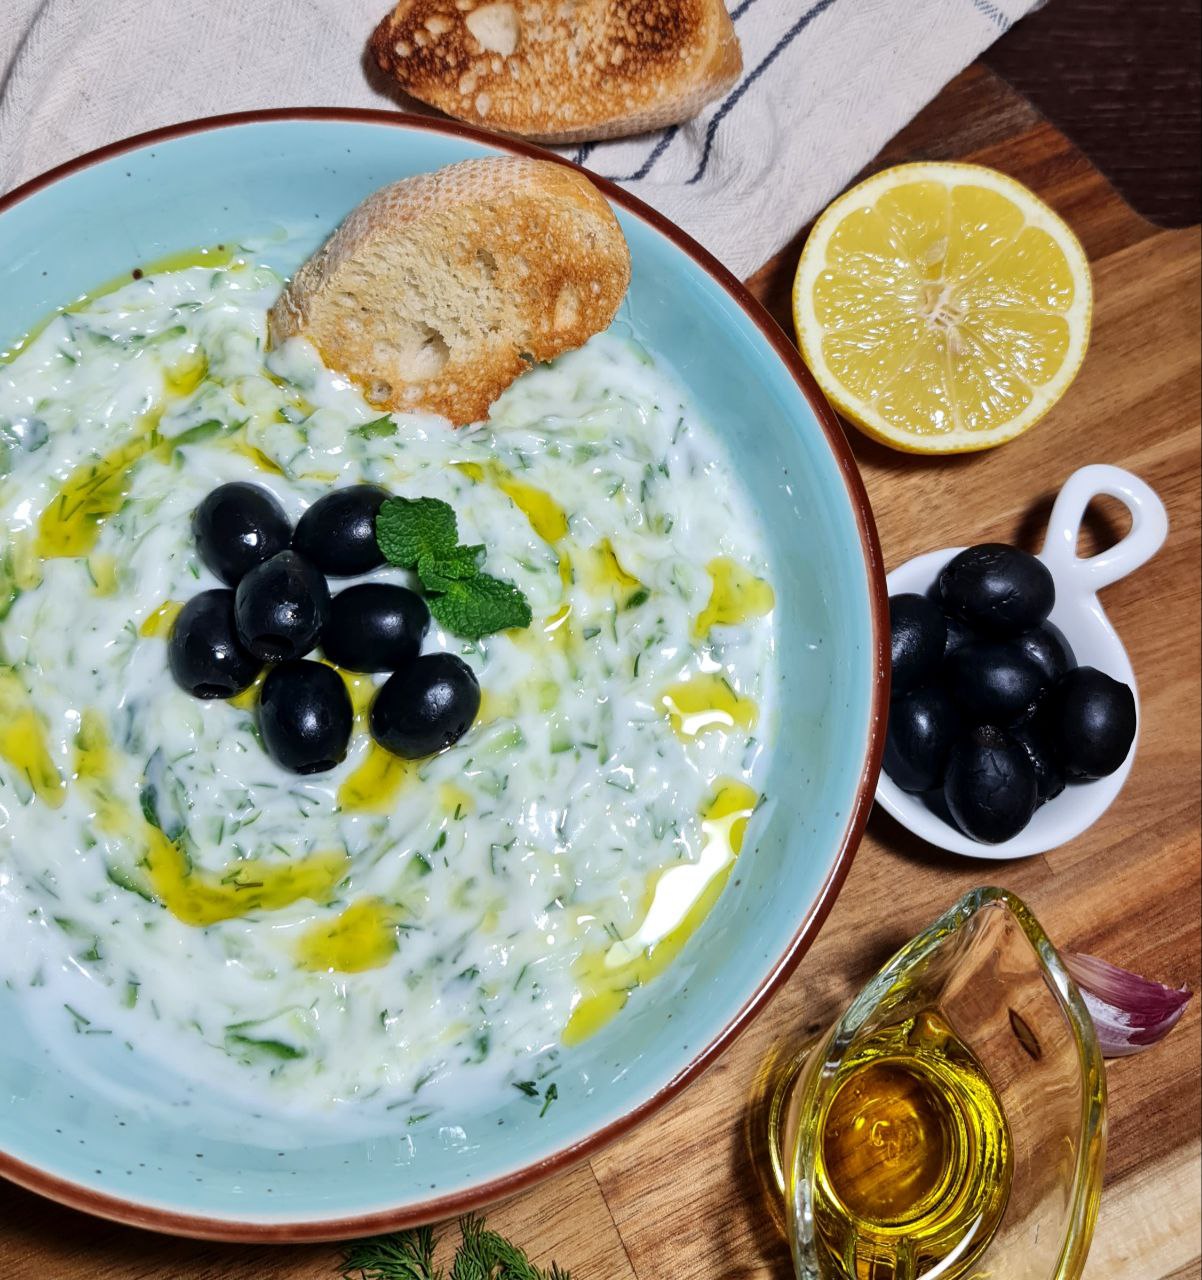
[{"xmin": 794, "ymin": 163, "xmax": 1093, "ymax": 453}]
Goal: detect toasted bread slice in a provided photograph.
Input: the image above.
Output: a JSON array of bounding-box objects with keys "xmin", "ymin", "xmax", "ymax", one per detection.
[
  {"xmin": 268, "ymin": 157, "xmax": 631, "ymax": 425},
  {"xmin": 369, "ymin": 0, "xmax": 742, "ymax": 144}
]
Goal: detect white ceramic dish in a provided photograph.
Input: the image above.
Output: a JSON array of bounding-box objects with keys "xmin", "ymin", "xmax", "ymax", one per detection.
[{"xmin": 876, "ymin": 464, "xmax": 1169, "ymax": 860}]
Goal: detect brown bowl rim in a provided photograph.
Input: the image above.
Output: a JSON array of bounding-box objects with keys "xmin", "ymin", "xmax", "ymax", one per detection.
[{"xmin": 0, "ymin": 106, "xmax": 890, "ymax": 1243}]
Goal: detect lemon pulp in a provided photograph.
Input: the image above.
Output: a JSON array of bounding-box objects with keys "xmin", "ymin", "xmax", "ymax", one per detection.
[{"xmin": 794, "ymin": 163, "xmax": 1092, "ymax": 453}]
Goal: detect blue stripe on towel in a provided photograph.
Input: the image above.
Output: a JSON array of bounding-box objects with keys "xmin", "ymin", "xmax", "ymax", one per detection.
[
  {"xmin": 687, "ymin": 0, "xmax": 843, "ymax": 185},
  {"xmin": 730, "ymin": 0, "xmax": 766, "ymax": 20},
  {"xmin": 970, "ymin": 0, "xmax": 1010, "ymax": 28},
  {"xmin": 608, "ymin": 127, "xmax": 680, "ymax": 182},
  {"xmin": 579, "ymin": 0, "xmax": 766, "ymax": 183}
]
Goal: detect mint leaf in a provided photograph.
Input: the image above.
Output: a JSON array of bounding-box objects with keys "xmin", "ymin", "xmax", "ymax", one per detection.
[
  {"xmin": 377, "ymin": 497, "xmax": 458, "ymax": 568},
  {"xmin": 376, "ymin": 495, "xmax": 530, "ymax": 638},
  {"xmin": 428, "ymin": 574, "xmax": 532, "ymax": 640},
  {"xmin": 418, "ymin": 544, "xmax": 485, "ymax": 588}
]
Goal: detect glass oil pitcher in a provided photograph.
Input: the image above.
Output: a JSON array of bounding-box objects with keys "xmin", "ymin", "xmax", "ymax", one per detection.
[{"xmin": 768, "ymin": 888, "xmax": 1106, "ymax": 1280}]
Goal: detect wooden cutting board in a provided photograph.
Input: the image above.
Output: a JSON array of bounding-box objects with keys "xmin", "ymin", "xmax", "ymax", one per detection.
[{"xmin": 1, "ymin": 64, "xmax": 1198, "ymax": 1280}]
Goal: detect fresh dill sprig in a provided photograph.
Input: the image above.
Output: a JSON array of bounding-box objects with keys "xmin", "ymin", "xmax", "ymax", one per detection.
[
  {"xmin": 450, "ymin": 1215, "xmax": 570, "ymax": 1280},
  {"xmin": 343, "ymin": 1225, "xmax": 442, "ymax": 1280},
  {"xmin": 341, "ymin": 1217, "xmax": 568, "ymax": 1280}
]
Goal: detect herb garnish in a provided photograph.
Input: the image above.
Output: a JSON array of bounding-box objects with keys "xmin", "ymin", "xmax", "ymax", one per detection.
[
  {"xmin": 342, "ymin": 1215, "xmax": 570, "ymax": 1280},
  {"xmin": 511, "ymin": 1079, "xmax": 559, "ymax": 1115},
  {"xmin": 376, "ymin": 497, "xmax": 532, "ymax": 640}
]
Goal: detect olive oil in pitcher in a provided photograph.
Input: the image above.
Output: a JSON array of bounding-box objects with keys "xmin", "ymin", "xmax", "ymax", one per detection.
[{"xmin": 807, "ymin": 1009, "xmax": 1013, "ymax": 1280}]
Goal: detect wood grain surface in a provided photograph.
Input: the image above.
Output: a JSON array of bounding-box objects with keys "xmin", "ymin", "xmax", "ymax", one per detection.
[
  {"xmin": 984, "ymin": 0, "xmax": 1202, "ymax": 229},
  {"xmin": 1, "ymin": 64, "xmax": 1199, "ymax": 1280}
]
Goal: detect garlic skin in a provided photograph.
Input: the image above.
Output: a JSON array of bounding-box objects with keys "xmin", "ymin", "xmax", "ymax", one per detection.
[{"xmin": 1063, "ymin": 951, "xmax": 1193, "ymax": 1058}]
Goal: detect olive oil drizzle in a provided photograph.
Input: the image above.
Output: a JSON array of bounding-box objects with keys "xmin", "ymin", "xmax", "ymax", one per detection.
[
  {"xmin": 563, "ymin": 779, "xmax": 757, "ymax": 1044},
  {"xmin": 660, "ymin": 673, "xmax": 758, "ymax": 740},
  {"xmin": 139, "ymin": 599, "xmax": 184, "ymax": 639},
  {"xmin": 143, "ymin": 832, "xmax": 349, "ymax": 928},
  {"xmin": 296, "ymin": 898, "xmax": 399, "ymax": 973},
  {"xmin": 0, "ymin": 670, "xmax": 66, "ymax": 808},
  {"xmin": 693, "ymin": 556, "xmax": 775, "ymax": 640},
  {"xmin": 338, "ymin": 742, "xmax": 412, "ymax": 814}
]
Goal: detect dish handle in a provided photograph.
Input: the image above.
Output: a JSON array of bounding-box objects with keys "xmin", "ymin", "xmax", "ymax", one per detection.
[{"xmin": 1040, "ymin": 464, "xmax": 1169, "ymax": 595}]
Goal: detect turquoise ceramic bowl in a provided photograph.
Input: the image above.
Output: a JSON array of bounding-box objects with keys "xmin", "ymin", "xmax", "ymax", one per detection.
[{"xmin": 0, "ymin": 111, "xmax": 886, "ymax": 1240}]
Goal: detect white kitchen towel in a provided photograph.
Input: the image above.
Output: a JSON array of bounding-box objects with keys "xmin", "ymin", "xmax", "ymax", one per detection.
[{"xmin": 0, "ymin": 0, "xmax": 1038, "ymax": 278}]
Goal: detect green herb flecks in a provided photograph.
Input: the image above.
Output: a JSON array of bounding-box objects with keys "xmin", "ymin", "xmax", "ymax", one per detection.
[
  {"xmin": 353, "ymin": 415, "xmax": 399, "ymax": 440},
  {"xmin": 165, "ymin": 418, "xmax": 238, "ymax": 453},
  {"xmin": 376, "ymin": 497, "xmax": 531, "ymax": 640},
  {"xmin": 511, "ymin": 1078, "xmax": 559, "ymax": 1116}
]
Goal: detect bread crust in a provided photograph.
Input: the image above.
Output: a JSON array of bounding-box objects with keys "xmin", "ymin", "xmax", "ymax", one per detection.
[
  {"xmin": 370, "ymin": 0, "xmax": 742, "ymax": 143},
  {"xmin": 269, "ymin": 157, "xmax": 631, "ymax": 425}
]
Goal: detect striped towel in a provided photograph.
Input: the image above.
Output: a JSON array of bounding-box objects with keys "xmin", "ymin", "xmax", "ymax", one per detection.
[{"xmin": 0, "ymin": 0, "xmax": 1038, "ymax": 278}]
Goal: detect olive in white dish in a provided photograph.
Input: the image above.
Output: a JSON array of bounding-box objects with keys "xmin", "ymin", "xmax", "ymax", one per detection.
[
  {"xmin": 889, "ymin": 592, "xmax": 946, "ymax": 695},
  {"xmin": 938, "ymin": 543, "xmax": 1055, "ymax": 636},
  {"xmin": 1047, "ymin": 666, "xmax": 1137, "ymax": 780},
  {"xmin": 883, "ymin": 540, "xmax": 1137, "ymax": 845},
  {"xmin": 944, "ymin": 725, "xmax": 1039, "ymax": 844}
]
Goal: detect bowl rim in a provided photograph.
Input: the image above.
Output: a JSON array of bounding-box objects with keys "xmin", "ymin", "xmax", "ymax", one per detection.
[{"xmin": 0, "ymin": 106, "xmax": 890, "ymax": 1242}]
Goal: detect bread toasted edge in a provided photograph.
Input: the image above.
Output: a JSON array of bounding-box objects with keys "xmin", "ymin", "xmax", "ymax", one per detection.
[
  {"xmin": 368, "ymin": 1, "xmax": 743, "ymax": 144},
  {"xmin": 268, "ymin": 157, "xmax": 632, "ymax": 426}
]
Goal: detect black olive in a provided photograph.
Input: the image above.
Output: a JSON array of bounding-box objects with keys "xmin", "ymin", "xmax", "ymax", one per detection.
[
  {"xmin": 884, "ymin": 686, "xmax": 959, "ymax": 792},
  {"xmin": 370, "ymin": 653, "xmax": 480, "ymax": 759},
  {"xmin": 1010, "ymin": 719, "xmax": 1066, "ymax": 804},
  {"xmin": 943, "ymin": 612, "xmax": 977, "ymax": 662},
  {"xmin": 321, "ymin": 583, "xmax": 430, "ymax": 673},
  {"xmin": 889, "ymin": 593, "xmax": 947, "ymax": 695},
  {"xmin": 235, "ymin": 550, "xmax": 330, "ymax": 662},
  {"xmin": 168, "ymin": 589, "xmax": 262, "ymax": 699},
  {"xmin": 1046, "ymin": 666, "xmax": 1136, "ymax": 779},
  {"xmin": 946, "ymin": 640, "xmax": 1047, "ymax": 725},
  {"xmin": 292, "ymin": 485, "xmax": 390, "ymax": 576},
  {"xmin": 258, "ymin": 660, "xmax": 352, "ymax": 774},
  {"xmin": 938, "ymin": 543, "xmax": 1055, "ymax": 636},
  {"xmin": 1013, "ymin": 621, "xmax": 1076, "ymax": 686},
  {"xmin": 944, "ymin": 725, "xmax": 1038, "ymax": 843},
  {"xmin": 192, "ymin": 482, "xmax": 292, "ymax": 586}
]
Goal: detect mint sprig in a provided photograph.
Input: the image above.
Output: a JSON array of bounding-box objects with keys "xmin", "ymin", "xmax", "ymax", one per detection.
[
  {"xmin": 428, "ymin": 575, "xmax": 532, "ymax": 640},
  {"xmin": 376, "ymin": 498, "xmax": 531, "ymax": 640},
  {"xmin": 376, "ymin": 496, "xmax": 458, "ymax": 568},
  {"xmin": 419, "ymin": 544, "xmax": 485, "ymax": 585}
]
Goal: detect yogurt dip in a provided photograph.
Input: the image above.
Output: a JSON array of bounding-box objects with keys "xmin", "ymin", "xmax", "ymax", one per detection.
[{"xmin": 0, "ymin": 255, "xmax": 776, "ymax": 1114}]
